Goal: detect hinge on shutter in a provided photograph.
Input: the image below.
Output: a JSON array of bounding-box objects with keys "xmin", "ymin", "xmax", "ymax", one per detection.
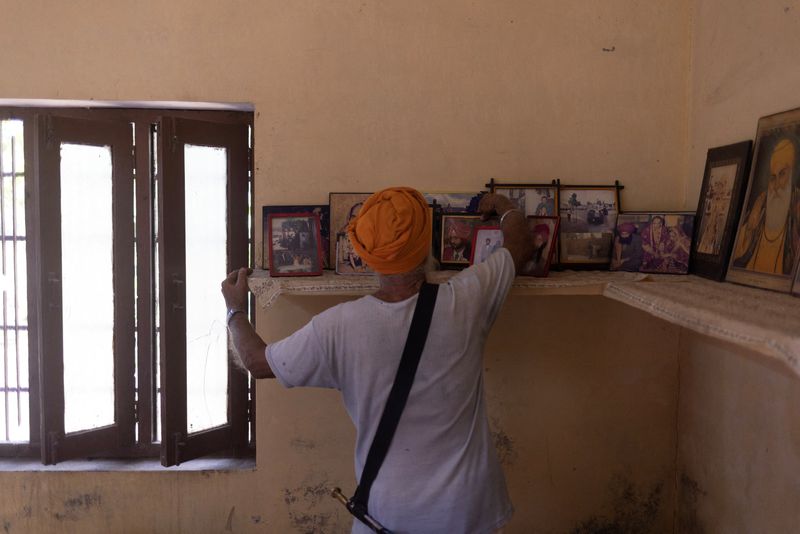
[{"xmin": 133, "ymin": 399, "xmax": 139, "ymax": 423}]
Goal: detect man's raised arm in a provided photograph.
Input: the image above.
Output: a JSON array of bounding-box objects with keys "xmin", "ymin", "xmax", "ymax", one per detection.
[{"xmin": 221, "ymin": 267, "xmax": 274, "ymax": 379}]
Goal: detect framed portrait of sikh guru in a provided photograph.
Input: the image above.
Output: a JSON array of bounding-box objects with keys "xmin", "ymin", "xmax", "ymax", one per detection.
[{"xmin": 727, "ymin": 108, "xmax": 800, "ymax": 292}]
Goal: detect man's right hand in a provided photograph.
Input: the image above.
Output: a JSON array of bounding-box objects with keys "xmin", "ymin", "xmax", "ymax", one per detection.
[{"xmin": 477, "ymin": 194, "xmax": 534, "ymax": 274}]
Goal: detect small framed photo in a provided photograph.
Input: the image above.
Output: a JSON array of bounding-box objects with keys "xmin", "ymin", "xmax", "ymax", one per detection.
[
  {"xmin": 267, "ymin": 213, "xmax": 324, "ymax": 277},
  {"xmin": 610, "ymin": 213, "xmax": 651, "ymax": 272},
  {"xmin": 488, "ymin": 180, "xmax": 559, "ymax": 217},
  {"xmin": 440, "ymin": 214, "xmax": 482, "ymax": 269},
  {"xmin": 559, "ymin": 185, "xmax": 621, "ymax": 266},
  {"xmin": 330, "ymin": 192, "xmax": 375, "ymax": 276},
  {"xmin": 263, "ymin": 205, "xmax": 330, "ymax": 270},
  {"xmin": 520, "ymin": 216, "xmax": 560, "ymax": 277},
  {"xmin": 727, "ymin": 107, "xmax": 800, "ymax": 292},
  {"xmin": 470, "ymin": 226, "xmax": 503, "ymax": 265},
  {"xmin": 691, "ymin": 141, "xmax": 753, "ymax": 281},
  {"xmin": 422, "ymin": 192, "xmax": 483, "ymax": 213},
  {"xmin": 615, "ymin": 212, "xmax": 694, "ymax": 274}
]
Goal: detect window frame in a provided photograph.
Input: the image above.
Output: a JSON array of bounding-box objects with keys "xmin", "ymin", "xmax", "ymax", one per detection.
[{"xmin": 0, "ymin": 106, "xmax": 255, "ymax": 465}]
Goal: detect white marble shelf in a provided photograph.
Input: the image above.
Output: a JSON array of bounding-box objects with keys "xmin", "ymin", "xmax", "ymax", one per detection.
[{"xmin": 248, "ymin": 270, "xmax": 800, "ymax": 379}]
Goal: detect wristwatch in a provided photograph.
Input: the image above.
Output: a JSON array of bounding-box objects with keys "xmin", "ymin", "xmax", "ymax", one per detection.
[{"xmin": 226, "ymin": 308, "xmax": 246, "ymax": 327}]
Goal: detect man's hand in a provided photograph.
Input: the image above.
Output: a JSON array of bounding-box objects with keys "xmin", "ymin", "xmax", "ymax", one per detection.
[
  {"xmin": 477, "ymin": 193, "xmax": 533, "ymax": 273},
  {"xmin": 221, "ymin": 267, "xmax": 252, "ymax": 311},
  {"xmin": 478, "ymin": 193, "xmax": 516, "ymax": 222}
]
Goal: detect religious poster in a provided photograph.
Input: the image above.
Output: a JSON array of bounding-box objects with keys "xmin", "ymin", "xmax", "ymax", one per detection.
[{"xmin": 727, "ymin": 108, "xmax": 800, "ymax": 292}]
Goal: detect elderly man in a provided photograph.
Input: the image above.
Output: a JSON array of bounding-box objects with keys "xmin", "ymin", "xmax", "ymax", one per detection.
[
  {"xmin": 733, "ymin": 137, "xmax": 800, "ymax": 274},
  {"xmin": 222, "ymin": 187, "xmax": 533, "ymax": 534}
]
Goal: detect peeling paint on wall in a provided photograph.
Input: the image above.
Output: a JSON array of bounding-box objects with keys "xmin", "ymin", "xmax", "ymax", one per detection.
[
  {"xmin": 570, "ymin": 475, "xmax": 663, "ymax": 534},
  {"xmin": 282, "ymin": 475, "xmax": 344, "ymax": 533},
  {"xmin": 489, "ymin": 417, "xmax": 518, "ymax": 467}
]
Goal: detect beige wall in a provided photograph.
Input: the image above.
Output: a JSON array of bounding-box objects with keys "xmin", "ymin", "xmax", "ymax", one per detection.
[
  {"xmin": 14, "ymin": 1, "xmax": 800, "ymax": 533},
  {"xmin": 680, "ymin": 2, "xmax": 800, "ymax": 532}
]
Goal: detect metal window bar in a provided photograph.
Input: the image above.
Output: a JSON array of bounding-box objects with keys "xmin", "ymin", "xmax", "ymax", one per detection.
[{"xmin": 1, "ymin": 126, "xmax": 26, "ymax": 442}]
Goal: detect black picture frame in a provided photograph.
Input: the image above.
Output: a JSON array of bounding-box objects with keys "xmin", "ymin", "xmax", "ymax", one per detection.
[
  {"xmin": 690, "ymin": 141, "xmax": 753, "ymax": 281},
  {"xmin": 486, "ymin": 178, "xmax": 560, "ymax": 217},
  {"xmin": 557, "ymin": 182, "xmax": 623, "ymax": 268},
  {"xmin": 267, "ymin": 212, "xmax": 324, "ymax": 277},
  {"xmin": 438, "ymin": 213, "xmax": 482, "ymax": 270}
]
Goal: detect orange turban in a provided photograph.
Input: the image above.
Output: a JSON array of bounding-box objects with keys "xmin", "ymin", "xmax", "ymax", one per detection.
[{"xmin": 347, "ymin": 187, "xmax": 432, "ymax": 274}]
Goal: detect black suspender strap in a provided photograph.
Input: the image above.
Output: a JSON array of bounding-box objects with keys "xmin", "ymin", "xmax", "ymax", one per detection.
[{"xmin": 344, "ymin": 281, "xmax": 439, "ymax": 533}]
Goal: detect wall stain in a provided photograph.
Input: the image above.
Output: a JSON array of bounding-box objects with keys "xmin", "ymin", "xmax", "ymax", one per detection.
[
  {"xmin": 283, "ymin": 476, "xmax": 340, "ymax": 533},
  {"xmin": 602, "ymin": 46, "xmax": 616, "ymax": 52},
  {"xmin": 491, "ymin": 425, "xmax": 517, "ymax": 467},
  {"xmin": 3, "ymin": 520, "xmax": 11, "ymax": 534},
  {"xmin": 251, "ymin": 515, "xmax": 262, "ymax": 524},
  {"xmin": 52, "ymin": 492, "xmax": 102, "ymax": 521},
  {"xmin": 570, "ymin": 475, "xmax": 662, "ymax": 534},
  {"xmin": 678, "ymin": 473, "xmax": 706, "ymax": 534}
]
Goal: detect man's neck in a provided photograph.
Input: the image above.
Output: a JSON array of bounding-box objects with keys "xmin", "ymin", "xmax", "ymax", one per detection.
[{"xmin": 373, "ymin": 271, "xmax": 426, "ymax": 302}]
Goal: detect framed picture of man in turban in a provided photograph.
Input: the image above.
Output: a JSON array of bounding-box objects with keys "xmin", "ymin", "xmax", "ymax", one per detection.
[
  {"xmin": 690, "ymin": 141, "xmax": 753, "ymax": 281},
  {"xmin": 263, "ymin": 205, "xmax": 330, "ymax": 270},
  {"xmin": 520, "ymin": 216, "xmax": 559, "ymax": 277},
  {"xmin": 558, "ymin": 184, "xmax": 622, "ymax": 266},
  {"xmin": 727, "ymin": 108, "xmax": 800, "ymax": 292},
  {"xmin": 267, "ymin": 213, "xmax": 324, "ymax": 277},
  {"xmin": 610, "ymin": 213, "xmax": 651, "ymax": 272},
  {"xmin": 439, "ymin": 214, "xmax": 482, "ymax": 269},
  {"xmin": 330, "ymin": 192, "xmax": 375, "ymax": 276}
]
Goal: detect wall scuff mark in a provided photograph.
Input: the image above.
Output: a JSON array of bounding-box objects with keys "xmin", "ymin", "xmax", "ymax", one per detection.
[
  {"xmin": 52, "ymin": 492, "xmax": 102, "ymax": 521},
  {"xmin": 678, "ymin": 473, "xmax": 706, "ymax": 534}
]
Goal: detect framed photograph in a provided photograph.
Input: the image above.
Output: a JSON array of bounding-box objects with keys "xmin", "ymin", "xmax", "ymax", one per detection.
[
  {"xmin": 267, "ymin": 213, "xmax": 324, "ymax": 277},
  {"xmin": 263, "ymin": 205, "xmax": 330, "ymax": 270},
  {"xmin": 610, "ymin": 213, "xmax": 651, "ymax": 272},
  {"xmin": 520, "ymin": 216, "xmax": 559, "ymax": 277},
  {"xmin": 440, "ymin": 214, "xmax": 482, "ymax": 269},
  {"xmin": 690, "ymin": 141, "xmax": 753, "ymax": 281},
  {"xmin": 329, "ymin": 192, "xmax": 374, "ymax": 276},
  {"xmin": 470, "ymin": 226, "xmax": 503, "ymax": 265},
  {"xmin": 558, "ymin": 185, "xmax": 621, "ymax": 266},
  {"xmin": 620, "ymin": 212, "xmax": 695, "ymax": 274},
  {"xmin": 488, "ymin": 179, "xmax": 559, "ymax": 217},
  {"xmin": 422, "ymin": 191, "xmax": 483, "ymax": 213},
  {"xmin": 727, "ymin": 108, "xmax": 800, "ymax": 292}
]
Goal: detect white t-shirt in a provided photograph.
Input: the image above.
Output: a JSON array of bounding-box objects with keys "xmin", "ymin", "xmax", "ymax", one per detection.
[{"xmin": 266, "ymin": 248, "xmax": 516, "ymax": 534}]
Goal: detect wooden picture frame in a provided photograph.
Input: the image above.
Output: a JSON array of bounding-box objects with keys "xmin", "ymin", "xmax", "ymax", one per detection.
[
  {"xmin": 690, "ymin": 141, "xmax": 753, "ymax": 281},
  {"xmin": 469, "ymin": 226, "xmax": 503, "ymax": 265},
  {"xmin": 727, "ymin": 108, "xmax": 800, "ymax": 292},
  {"xmin": 422, "ymin": 191, "xmax": 483, "ymax": 213},
  {"xmin": 439, "ymin": 214, "xmax": 482, "ymax": 269},
  {"xmin": 329, "ymin": 192, "xmax": 374, "ymax": 276},
  {"xmin": 267, "ymin": 212, "xmax": 324, "ymax": 277},
  {"xmin": 520, "ymin": 216, "xmax": 560, "ymax": 277},
  {"xmin": 487, "ymin": 178, "xmax": 560, "ymax": 217},
  {"xmin": 262, "ymin": 205, "xmax": 330, "ymax": 270},
  {"xmin": 558, "ymin": 183, "xmax": 622, "ymax": 267}
]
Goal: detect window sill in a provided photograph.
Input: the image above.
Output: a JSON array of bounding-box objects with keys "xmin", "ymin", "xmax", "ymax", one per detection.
[{"xmin": 0, "ymin": 454, "xmax": 255, "ymax": 472}]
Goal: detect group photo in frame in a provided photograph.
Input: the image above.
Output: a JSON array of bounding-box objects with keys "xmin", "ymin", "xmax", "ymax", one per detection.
[
  {"xmin": 439, "ymin": 214, "xmax": 482, "ymax": 268},
  {"xmin": 727, "ymin": 107, "xmax": 800, "ymax": 292},
  {"xmin": 329, "ymin": 192, "xmax": 375, "ymax": 275},
  {"xmin": 558, "ymin": 184, "xmax": 621, "ymax": 266},
  {"xmin": 263, "ymin": 205, "xmax": 330, "ymax": 270},
  {"xmin": 488, "ymin": 179, "xmax": 559, "ymax": 217},
  {"xmin": 267, "ymin": 212, "xmax": 324, "ymax": 276},
  {"xmin": 520, "ymin": 216, "xmax": 559, "ymax": 277},
  {"xmin": 470, "ymin": 226, "xmax": 503, "ymax": 265},
  {"xmin": 690, "ymin": 141, "xmax": 753, "ymax": 281},
  {"xmin": 612, "ymin": 213, "xmax": 694, "ymax": 274}
]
